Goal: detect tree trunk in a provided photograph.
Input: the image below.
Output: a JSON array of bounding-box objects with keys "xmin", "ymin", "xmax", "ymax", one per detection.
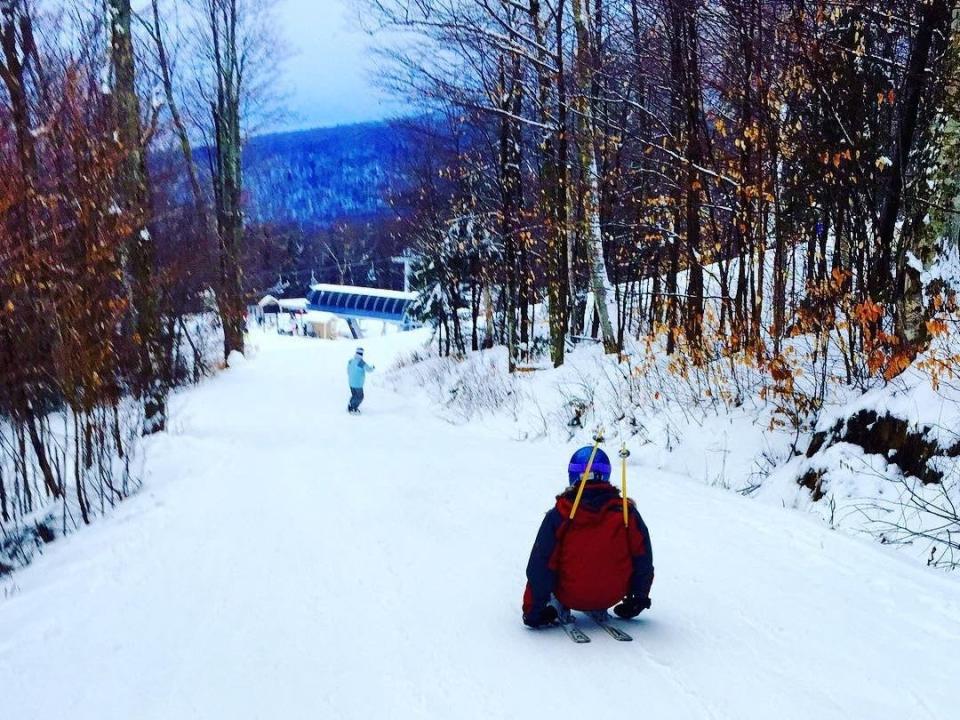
[
  {"xmin": 886, "ymin": 0, "xmax": 952, "ymax": 345},
  {"xmin": 571, "ymin": 0, "xmax": 617, "ymax": 354},
  {"xmin": 109, "ymin": 0, "xmax": 167, "ymax": 434},
  {"xmin": 471, "ymin": 279, "xmax": 480, "ymax": 352},
  {"xmin": 209, "ymin": 0, "xmax": 246, "ymax": 362},
  {"xmin": 530, "ymin": 0, "xmax": 568, "ymax": 366},
  {"xmin": 483, "ymin": 285, "xmax": 496, "ymax": 349},
  {"xmin": 498, "ymin": 55, "xmax": 523, "ymax": 371},
  {"xmin": 25, "ymin": 406, "xmax": 60, "ymax": 500},
  {"xmin": 0, "ymin": 1, "xmax": 38, "ymax": 223},
  {"xmin": 676, "ymin": 6, "xmax": 705, "ymax": 348}
]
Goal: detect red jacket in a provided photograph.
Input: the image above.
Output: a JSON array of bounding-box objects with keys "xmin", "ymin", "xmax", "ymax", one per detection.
[{"xmin": 523, "ymin": 482, "xmax": 654, "ymax": 613}]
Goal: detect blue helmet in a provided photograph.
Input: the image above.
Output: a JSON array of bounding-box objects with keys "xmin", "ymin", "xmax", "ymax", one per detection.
[{"xmin": 568, "ymin": 446, "xmax": 612, "ymax": 485}]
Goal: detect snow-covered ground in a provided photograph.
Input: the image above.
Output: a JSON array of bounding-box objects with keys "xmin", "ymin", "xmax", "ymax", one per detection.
[{"xmin": 2, "ymin": 330, "xmax": 959, "ymax": 719}]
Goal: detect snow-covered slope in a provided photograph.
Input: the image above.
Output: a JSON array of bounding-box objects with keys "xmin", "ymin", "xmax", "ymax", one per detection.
[{"xmin": 1, "ymin": 331, "xmax": 958, "ymax": 719}]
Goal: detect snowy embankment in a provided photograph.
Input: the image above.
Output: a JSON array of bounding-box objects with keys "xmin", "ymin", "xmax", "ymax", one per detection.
[
  {"xmin": 391, "ymin": 322, "xmax": 960, "ymax": 569},
  {"xmin": 2, "ymin": 330, "xmax": 959, "ymax": 719}
]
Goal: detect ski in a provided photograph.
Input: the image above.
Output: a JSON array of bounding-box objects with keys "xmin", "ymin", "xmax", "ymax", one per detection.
[
  {"xmin": 559, "ymin": 618, "xmax": 591, "ymax": 643},
  {"xmin": 585, "ymin": 611, "xmax": 633, "ymax": 642}
]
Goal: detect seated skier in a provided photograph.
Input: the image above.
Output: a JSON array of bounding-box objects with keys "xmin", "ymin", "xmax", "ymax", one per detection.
[{"xmin": 522, "ymin": 446, "xmax": 654, "ymax": 628}]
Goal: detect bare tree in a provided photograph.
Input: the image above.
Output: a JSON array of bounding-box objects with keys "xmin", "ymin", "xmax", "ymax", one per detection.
[
  {"xmin": 148, "ymin": 0, "xmax": 208, "ymax": 225},
  {"xmin": 202, "ymin": 0, "xmax": 246, "ymax": 360},
  {"xmin": 108, "ymin": 0, "xmax": 167, "ymax": 433}
]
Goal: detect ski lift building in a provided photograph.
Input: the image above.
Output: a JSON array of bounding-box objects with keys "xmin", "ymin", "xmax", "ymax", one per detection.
[{"xmin": 306, "ymin": 284, "xmax": 418, "ymax": 331}]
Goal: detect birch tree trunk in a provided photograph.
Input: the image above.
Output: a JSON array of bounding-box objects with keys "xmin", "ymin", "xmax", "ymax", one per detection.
[{"xmin": 570, "ymin": 0, "xmax": 617, "ymax": 354}]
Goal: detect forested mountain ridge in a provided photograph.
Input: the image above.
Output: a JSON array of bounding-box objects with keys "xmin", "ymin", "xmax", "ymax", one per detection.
[{"xmin": 241, "ymin": 122, "xmax": 405, "ymax": 227}]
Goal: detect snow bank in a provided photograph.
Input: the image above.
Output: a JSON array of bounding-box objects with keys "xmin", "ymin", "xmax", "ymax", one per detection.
[{"xmin": 388, "ymin": 320, "xmax": 960, "ymax": 569}]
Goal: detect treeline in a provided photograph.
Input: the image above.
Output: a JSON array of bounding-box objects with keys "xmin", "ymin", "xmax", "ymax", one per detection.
[
  {"xmin": 373, "ymin": 0, "xmax": 960, "ymax": 376},
  {"xmin": 242, "ymin": 123, "xmax": 404, "ymax": 228},
  {"xmin": 0, "ymin": 0, "xmax": 270, "ymax": 571},
  {"xmin": 243, "ymin": 215, "xmax": 410, "ymax": 298}
]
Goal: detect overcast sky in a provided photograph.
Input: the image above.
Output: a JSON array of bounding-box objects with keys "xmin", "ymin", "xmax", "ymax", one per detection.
[{"xmin": 274, "ymin": 0, "xmax": 396, "ymax": 132}]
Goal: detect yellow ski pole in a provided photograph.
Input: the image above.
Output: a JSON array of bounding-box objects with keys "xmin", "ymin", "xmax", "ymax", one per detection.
[
  {"xmin": 569, "ymin": 429, "xmax": 604, "ymax": 521},
  {"xmin": 619, "ymin": 444, "xmax": 631, "ymax": 527}
]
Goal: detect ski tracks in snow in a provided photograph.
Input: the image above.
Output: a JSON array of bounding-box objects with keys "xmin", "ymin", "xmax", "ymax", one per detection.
[{"xmin": 1, "ymin": 330, "xmax": 959, "ymax": 720}]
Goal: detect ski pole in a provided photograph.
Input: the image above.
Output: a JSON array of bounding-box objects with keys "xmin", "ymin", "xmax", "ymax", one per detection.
[
  {"xmin": 619, "ymin": 443, "xmax": 631, "ymax": 527},
  {"xmin": 569, "ymin": 429, "xmax": 604, "ymax": 520}
]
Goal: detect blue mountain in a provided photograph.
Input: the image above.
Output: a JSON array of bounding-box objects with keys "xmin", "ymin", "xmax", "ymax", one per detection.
[{"xmin": 242, "ymin": 122, "xmax": 405, "ymax": 227}]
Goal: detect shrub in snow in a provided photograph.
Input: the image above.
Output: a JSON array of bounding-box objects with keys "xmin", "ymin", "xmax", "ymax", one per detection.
[
  {"xmin": 0, "ymin": 400, "xmax": 145, "ymax": 577},
  {"xmin": 388, "ymin": 346, "xmax": 533, "ymax": 426}
]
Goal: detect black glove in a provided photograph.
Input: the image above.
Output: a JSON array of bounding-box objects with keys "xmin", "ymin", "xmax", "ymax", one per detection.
[
  {"xmin": 523, "ymin": 605, "xmax": 559, "ymax": 628},
  {"xmin": 613, "ymin": 596, "xmax": 651, "ymax": 619}
]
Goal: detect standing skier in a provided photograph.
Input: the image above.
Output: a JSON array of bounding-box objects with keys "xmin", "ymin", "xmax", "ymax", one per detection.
[
  {"xmin": 346, "ymin": 347, "xmax": 375, "ymax": 414},
  {"xmin": 522, "ymin": 446, "xmax": 654, "ymax": 628}
]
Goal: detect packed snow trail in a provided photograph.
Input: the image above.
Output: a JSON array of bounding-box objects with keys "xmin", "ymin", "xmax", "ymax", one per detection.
[{"xmin": 2, "ymin": 331, "xmax": 959, "ymax": 720}]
